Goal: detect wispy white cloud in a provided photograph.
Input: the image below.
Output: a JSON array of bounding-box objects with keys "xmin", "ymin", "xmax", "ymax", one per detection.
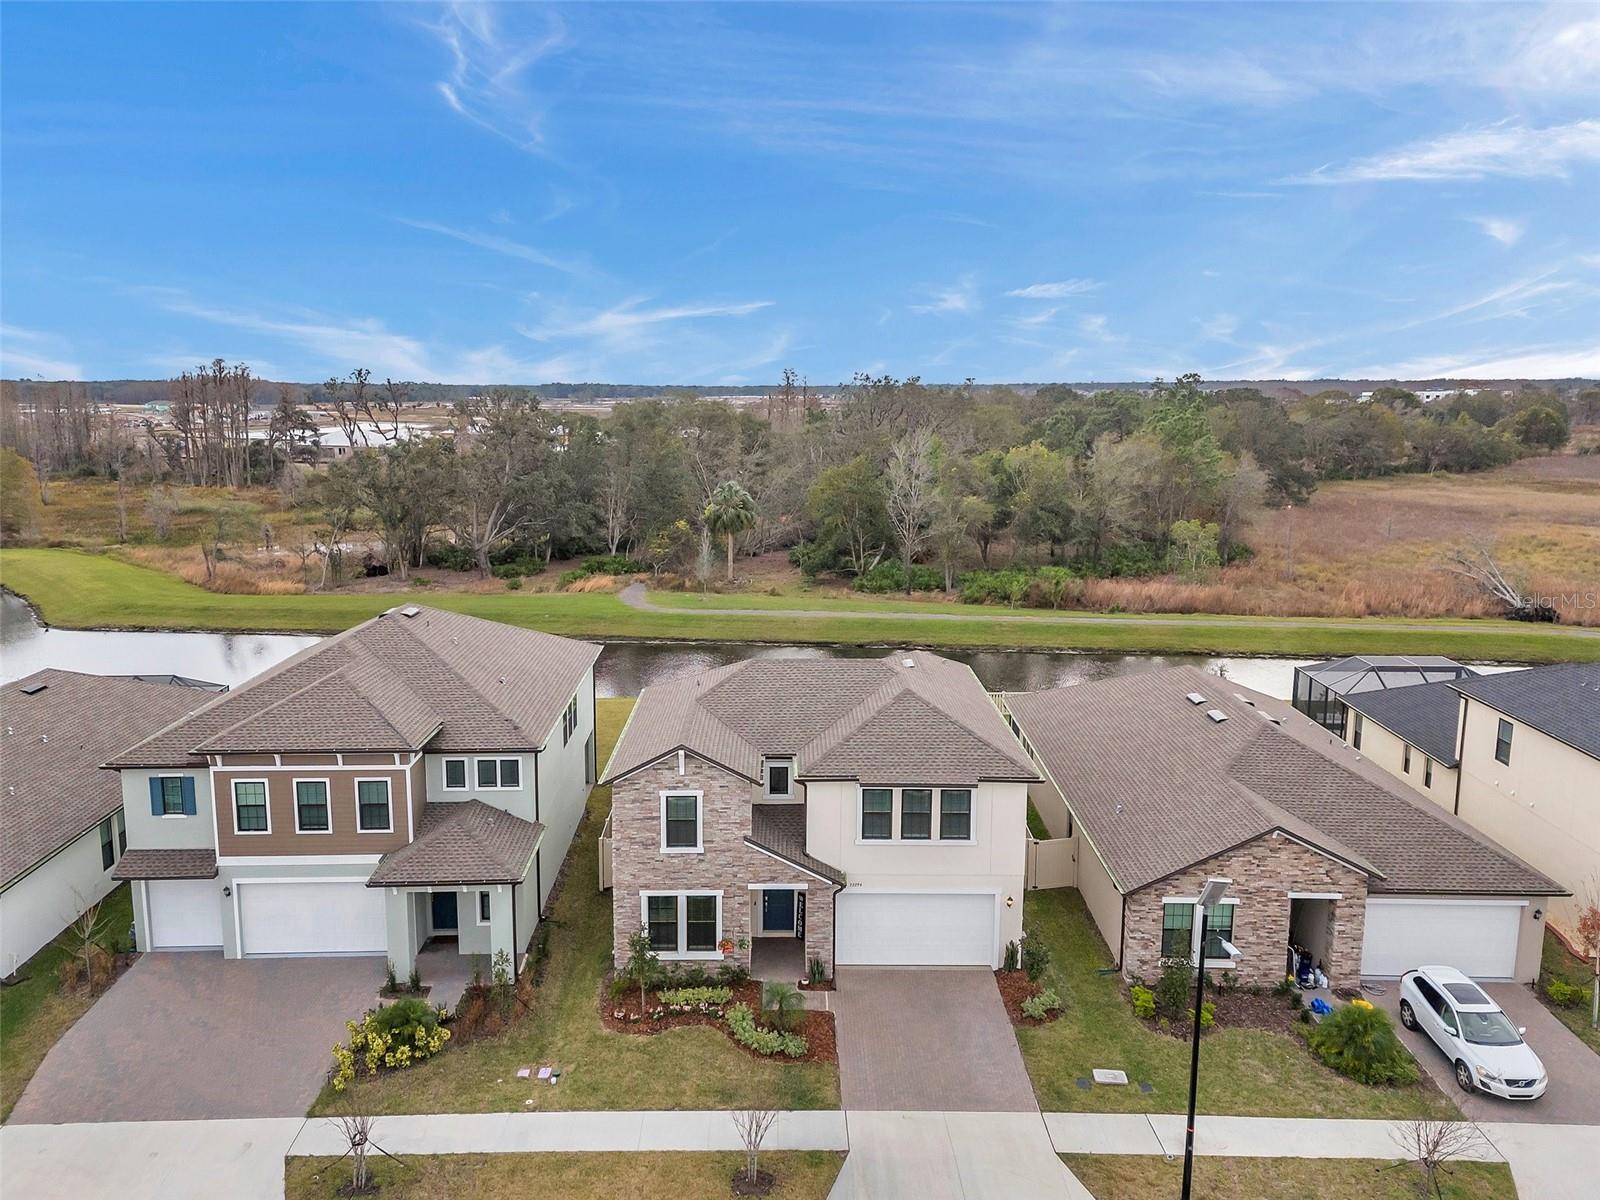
[
  {"xmin": 422, "ymin": 2, "xmax": 567, "ymax": 152},
  {"xmin": 521, "ymin": 297, "xmax": 773, "ymax": 344},
  {"xmin": 1288, "ymin": 120, "xmax": 1600, "ymax": 184},
  {"xmin": 1198, "ymin": 314, "xmax": 1239, "ymax": 340},
  {"xmin": 0, "ymin": 325, "xmax": 83, "ymax": 379},
  {"xmin": 397, "ymin": 218, "xmax": 588, "ymax": 276},
  {"xmin": 1497, "ymin": 16, "xmax": 1600, "ymax": 95},
  {"xmin": 1355, "ymin": 341, "xmax": 1600, "ymax": 380},
  {"xmin": 1079, "ymin": 314, "xmax": 1115, "ymax": 341},
  {"xmin": 1006, "ymin": 279, "xmax": 1099, "ymax": 300},
  {"xmin": 1469, "ymin": 216, "xmax": 1525, "ymax": 247},
  {"xmin": 911, "ymin": 275, "xmax": 979, "ymax": 315}
]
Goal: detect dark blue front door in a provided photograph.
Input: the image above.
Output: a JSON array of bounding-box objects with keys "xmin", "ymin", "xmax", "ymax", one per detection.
[
  {"xmin": 431, "ymin": 891, "xmax": 459, "ymax": 932},
  {"xmin": 762, "ymin": 888, "xmax": 795, "ymax": 933}
]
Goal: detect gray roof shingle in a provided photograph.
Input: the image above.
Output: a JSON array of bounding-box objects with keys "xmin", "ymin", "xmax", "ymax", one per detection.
[
  {"xmin": 113, "ymin": 848, "xmax": 218, "ymax": 880},
  {"xmin": 366, "ymin": 800, "xmax": 543, "ymax": 887},
  {"xmin": 1343, "ymin": 679, "xmax": 1464, "ymax": 766},
  {"xmin": 1452, "ymin": 663, "xmax": 1600, "ymax": 760},
  {"xmin": 1007, "ymin": 667, "xmax": 1563, "ymax": 898},
  {"xmin": 747, "ymin": 805, "xmax": 845, "ymax": 885},
  {"xmin": 108, "ymin": 606, "xmax": 600, "ymax": 767},
  {"xmin": 2, "ymin": 671, "xmax": 215, "ymax": 887},
  {"xmin": 602, "ymin": 651, "xmax": 1036, "ymax": 787}
]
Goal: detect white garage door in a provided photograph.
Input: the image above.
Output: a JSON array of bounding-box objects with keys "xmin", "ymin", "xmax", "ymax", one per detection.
[
  {"xmin": 1360, "ymin": 898, "xmax": 1522, "ymax": 980},
  {"xmin": 836, "ymin": 891, "xmax": 997, "ymax": 966},
  {"xmin": 238, "ymin": 880, "xmax": 386, "ymax": 957},
  {"xmin": 147, "ymin": 879, "xmax": 224, "ymax": 950}
]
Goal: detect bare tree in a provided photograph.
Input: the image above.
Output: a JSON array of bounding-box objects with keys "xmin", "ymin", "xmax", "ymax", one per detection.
[
  {"xmin": 1389, "ymin": 1119, "xmax": 1488, "ymax": 1199},
  {"xmin": 731, "ymin": 1109, "xmax": 779, "ymax": 1189},
  {"xmin": 885, "ymin": 427, "xmax": 937, "ymax": 594},
  {"xmin": 327, "ymin": 1114, "xmax": 406, "ymax": 1195},
  {"xmin": 1442, "ymin": 543, "xmax": 1552, "ymax": 620},
  {"xmin": 143, "ymin": 484, "xmax": 179, "ymax": 541},
  {"xmin": 65, "ymin": 895, "xmax": 112, "ymax": 993}
]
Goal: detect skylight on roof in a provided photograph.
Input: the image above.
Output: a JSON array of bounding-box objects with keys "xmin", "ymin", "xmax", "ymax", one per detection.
[
  {"xmin": 399, "ymin": 605, "xmax": 422, "ymax": 618},
  {"xmin": 19, "ymin": 681, "xmax": 48, "ymax": 695}
]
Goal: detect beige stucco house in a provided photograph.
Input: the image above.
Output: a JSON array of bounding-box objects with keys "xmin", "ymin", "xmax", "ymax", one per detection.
[
  {"xmin": 1005, "ymin": 667, "xmax": 1564, "ymax": 988},
  {"xmin": 600, "ymin": 653, "xmax": 1038, "ymax": 979},
  {"xmin": 106, "ymin": 606, "xmax": 600, "ymax": 987}
]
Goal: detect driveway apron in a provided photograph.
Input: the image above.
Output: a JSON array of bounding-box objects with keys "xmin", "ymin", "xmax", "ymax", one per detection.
[
  {"xmin": 1366, "ymin": 979, "xmax": 1600, "ymax": 1124},
  {"xmin": 10, "ymin": 952, "xmax": 384, "ymax": 1123},
  {"xmin": 833, "ymin": 967, "xmax": 1038, "ymax": 1112}
]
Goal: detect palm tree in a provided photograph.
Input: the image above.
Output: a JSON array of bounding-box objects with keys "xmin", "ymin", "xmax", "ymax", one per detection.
[{"xmin": 703, "ymin": 480, "xmax": 757, "ymax": 582}]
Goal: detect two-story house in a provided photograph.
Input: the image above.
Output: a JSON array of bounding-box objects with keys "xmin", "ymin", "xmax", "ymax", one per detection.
[
  {"xmin": 600, "ymin": 652, "xmax": 1038, "ymax": 979},
  {"xmin": 106, "ymin": 605, "xmax": 600, "ymax": 984}
]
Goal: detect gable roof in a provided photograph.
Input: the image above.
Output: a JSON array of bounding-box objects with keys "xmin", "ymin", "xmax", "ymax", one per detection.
[
  {"xmin": 108, "ymin": 606, "xmax": 601, "ymax": 767},
  {"xmin": 2, "ymin": 670, "xmax": 216, "ymax": 888},
  {"xmin": 1452, "ymin": 662, "xmax": 1600, "ymax": 761},
  {"xmin": 1342, "ymin": 679, "xmax": 1464, "ymax": 766},
  {"xmin": 366, "ymin": 800, "xmax": 542, "ymax": 887},
  {"xmin": 1007, "ymin": 667, "xmax": 1563, "ymax": 899},
  {"xmin": 601, "ymin": 651, "xmax": 1036, "ymax": 787}
]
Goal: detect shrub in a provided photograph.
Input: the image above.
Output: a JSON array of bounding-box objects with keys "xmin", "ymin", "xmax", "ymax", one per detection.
[
  {"xmin": 1021, "ymin": 940, "xmax": 1051, "ymax": 982},
  {"xmin": 658, "ymin": 985, "xmax": 733, "ymax": 1009},
  {"xmin": 960, "ymin": 568, "xmax": 1035, "ymax": 606},
  {"xmin": 1199, "ymin": 1000, "xmax": 1216, "ymax": 1028},
  {"xmin": 422, "ymin": 541, "xmax": 476, "ymax": 571},
  {"xmin": 557, "ymin": 567, "xmax": 588, "ymax": 587},
  {"xmin": 1154, "ymin": 962, "xmax": 1192, "ymax": 1019},
  {"xmin": 1306, "ymin": 1004, "xmax": 1418, "ymax": 1085},
  {"xmin": 807, "ymin": 957, "xmax": 827, "ymax": 986},
  {"xmin": 608, "ymin": 975, "xmax": 633, "ymax": 1002},
  {"xmin": 1021, "ymin": 987, "xmax": 1063, "ymax": 1020},
  {"xmin": 1131, "ymin": 985, "xmax": 1156, "ymax": 1020},
  {"xmin": 1002, "ymin": 941, "xmax": 1020, "ymax": 972},
  {"xmin": 1544, "ymin": 978, "xmax": 1584, "ymax": 1007},
  {"xmin": 582, "ymin": 554, "xmax": 648, "ymax": 576},
  {"xmin": 852, "ymin": 560, "xmax": 943, "ymax": 593},
  {"xmin": 331, "ymin": 1001, "xmax": 451, "ymax": 1089},
  {"xmin": 726, "ymin": 1003, "xmax": 807, "ymax": 1057},
  {"xmin": 504, "ymin": 577, "xmax": 521, "ymax": 590},
  {"xmin": 716, "ymin": 962, "xmax": 751, "ymax": 988},
  {"xmin": 762, "ymin": 981, "xmax": 805, "ymax": 1032}
]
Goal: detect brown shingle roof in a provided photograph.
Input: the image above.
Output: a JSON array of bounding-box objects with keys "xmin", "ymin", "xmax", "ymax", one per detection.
[
  {"xmin": 113, "ymin": 848, "xmax": 218, "ymax": 880},
  {"xmin": 366, "ymin": 800, "xmax": 542, "ymax": 887},
  {"xmin": 602, "ymin": 651, "xmax": 1036, "ymax": 787},
  {"xmin": 1007, "ymin": 667, "xmax": 1564, "ymax": 898},
  {"xmin": 108, "ymin": 606, "xmax": 600, "ymax": 767},
  {"xmin": 1, "ymin": 671, "xmax": 215, "ymax": 888},
  {"xmin": 747, "ymin": 805, "xmax": 845, "ymax": 885}
]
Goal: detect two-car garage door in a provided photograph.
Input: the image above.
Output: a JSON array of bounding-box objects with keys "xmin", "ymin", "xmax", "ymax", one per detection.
[
  {"xmin": 237, "ymin": 880, "xmax": 386, "ymax": 957},
  {"xmin": 1360, "ymin": 898, "xmax": 1523, "ymax": 981},
  {"xmin": 836, "ymin": 891, "xmax": 998, "ymax": 967}
]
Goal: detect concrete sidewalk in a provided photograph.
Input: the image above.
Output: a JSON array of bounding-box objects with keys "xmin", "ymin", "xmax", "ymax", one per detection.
[{"xmin": 832, "ymin": 1112, "xmax": 1091, "ymax": 1200}]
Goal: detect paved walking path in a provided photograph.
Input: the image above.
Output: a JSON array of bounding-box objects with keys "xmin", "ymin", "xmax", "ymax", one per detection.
[
  {"xmin": 618, "ymin": 583, "xmax": 1600, "ymax": 639},
  {"xmin": 4, "ymin": 1110, "xmax": 1596, "ymax": 1199}
]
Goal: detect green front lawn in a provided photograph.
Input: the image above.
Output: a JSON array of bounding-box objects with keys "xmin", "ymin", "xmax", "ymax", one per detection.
[
  {"xmin": 312, "ymin": 699, "xmax": 839, "ymax": 1115},
  {"xmin": 5, "ymin": 547, "xmax": 1597, "ymax": 661},
  {"xmin": 286, "ymin": 1151, "xmax": 845, "ymax": 1200},
  {"xmin": 1538, "ymin": 929, "xmax": 1600, "ymax": 1055},
  {"xmin": 0, "ymin": 883, "xmax": 133, "ymax": 1121},
  {"xmin": 1063, "ymin": 1155, "xmax": 1516, "ymax": 1200},
  {"xmin": 1018, "ymin": 890, "xmax": 1457, "ymax": 1119}
]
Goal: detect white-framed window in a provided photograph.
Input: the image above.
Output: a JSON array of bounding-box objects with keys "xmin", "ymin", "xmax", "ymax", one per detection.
[
  {"xmin": 99, "ymin": 816, "xmax": 117, "ymax": 870},
  {"xmin": 1424, "ymin": 757, "xmax": 1434, "ymax": 788},
  {"xmin": 641, "ymin": 890, "xmax": 722, "ymax": 959},
  {"xmin": 477, "ymin": 891, "xmax": 492, "ymax": 925},
  {"xmin": 157, "ymin": 775, "xmax": 187, "ymax": 816},
  {"xmin": 443, "ymin": 758, "xmax": 469, "ymax": 790},
  {"xmin": 475, "ymin": 757, "xmax": 522, "ymax": 790},
  {"xmin": 562, "ymin": 694, "xmax": 580, "ymax": 745},
  {"xmin": 762, "ymin": 757, "xmax": 795, "ymax": 799},
  {"xmin": 355, "ymin": 778, "xmax": 393, "ymax": 832},
  {"xmin": 659, "ymin": 791, "xmax": 703, "ymax": 853},
  {"xmin": 1160, "ymin": 896, "xmax": 1240, "ymax": 966},
  {"xmin": 231, "ymin": 778, "xmax": 271, "ymax": 835},
  {"xmin": 857, "ymin": 785, "xmax": 977, "ymax": 844},
  {"xmin": 293, "ymin": 778, "xmax": 332, "ymax": 833}
]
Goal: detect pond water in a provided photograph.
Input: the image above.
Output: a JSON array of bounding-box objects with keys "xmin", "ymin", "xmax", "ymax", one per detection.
[{"xmin": 2, "ymin": 589, "xmax": 1321, "ymax": 697}]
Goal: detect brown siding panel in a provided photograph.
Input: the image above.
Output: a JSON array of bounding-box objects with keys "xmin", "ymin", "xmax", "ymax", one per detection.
[{"xmin": 214, "ymin": 769, "xmax": 408, "ymax": 856}]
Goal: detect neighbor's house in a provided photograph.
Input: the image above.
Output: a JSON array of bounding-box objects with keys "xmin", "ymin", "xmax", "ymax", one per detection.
[
  {"xmin": 1447, "ymin": 664, "xmax": 1600, "ymax": 937},
  {"xmin": 1291, "ymin": 655, "xmax": 1476, "ymax": 739},
  {"xmin": 105, "ymin": 606, "xmax": 599, "ymax": 983},
  {"xmin": 1004, "ymin": 667, "xmax": 1563, "ymax": 988},
  {"xmin": 1, "ymin": 670, "xmax": 216, "ymax": 976},
  {"xmin": 599, "ymin": 653, "xmax": 1037, "ymax": 978},
  {"xmin": 1339, "ymin": 679, "xmax": 1464, "ymax": 802}
]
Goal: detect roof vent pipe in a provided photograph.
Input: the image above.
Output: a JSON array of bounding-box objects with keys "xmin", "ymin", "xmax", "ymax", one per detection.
[{"xmin": 1206, "ymin": 709, "xmax": 1228, "ymax": 723}]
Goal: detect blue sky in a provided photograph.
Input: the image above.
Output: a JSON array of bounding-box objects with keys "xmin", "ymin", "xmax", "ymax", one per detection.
[{"xmin": 3, "ymin": 2, "xmax": 1597, "ymax": 385}]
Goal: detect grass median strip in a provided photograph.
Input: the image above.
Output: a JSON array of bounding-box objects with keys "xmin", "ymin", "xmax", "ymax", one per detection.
[
  {"xmin": 5, "ymin": 547, "xmax": 1596, "ymax": 661},
  {"xmin": 286, "ymin": 1151, "xmax": 845, "ymax": 1200},
  {"xmin": 312, "ymin": 699, "xmax": 839, "ymax": 1116},
  {"xmin": 1062, "ymin": 1154, "xmax": 1516, "ymax": 1200}
]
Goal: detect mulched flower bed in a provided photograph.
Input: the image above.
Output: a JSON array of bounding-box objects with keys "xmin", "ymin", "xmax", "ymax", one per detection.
[
  {"xmin": 995, "ymin": 969, "xmax": 1060, "ymax": 1026},
  {"xmin": 1132, "ymin": 984, "xmax": 1309, "ymax": 1039},
  {"xmin": 798, "ymin": 978, "xmax": 836, "ymax": 992},
  {"xmin": 599, "ymin": 975, "xmax": 837, "ymax": 1064},
  {"xmin": 731, "ymin": 1167, "xmax": 777, "ymax": 1196}
]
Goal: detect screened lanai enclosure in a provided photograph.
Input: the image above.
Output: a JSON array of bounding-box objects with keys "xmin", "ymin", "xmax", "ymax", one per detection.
[{"xmin": 1291, "ymin": 655, "xmax": 1478, "ymax": 737}]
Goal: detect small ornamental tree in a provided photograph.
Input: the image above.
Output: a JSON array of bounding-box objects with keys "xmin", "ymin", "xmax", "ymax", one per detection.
[
  {"xmin": 732, "ymin": 1109, "xmax": 778, "ymax": 1189},
  {"xmin": 622, "ymin": 927, "xmax": 660, "ymax": 1013}
]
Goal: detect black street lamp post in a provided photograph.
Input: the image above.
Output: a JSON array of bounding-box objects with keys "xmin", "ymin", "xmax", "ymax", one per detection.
[{"xmin": 1180, "ymin": 877, "xmax": 1231, "ymax": 1200}]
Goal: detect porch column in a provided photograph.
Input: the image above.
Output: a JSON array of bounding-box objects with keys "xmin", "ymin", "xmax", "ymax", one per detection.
[
  {"xmin": 487, "ymin": 886, "xmax": 517, "ymax": 971},
  {"xmin": 384, "ymin": 888, "xmax": 420, "ymax": 980}
]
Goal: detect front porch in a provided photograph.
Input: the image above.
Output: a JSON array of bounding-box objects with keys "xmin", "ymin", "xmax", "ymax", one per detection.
[
  {"xmin": 751, "ymin": 936, "xmax": 806, "ymax": 983},
  {"xmin": 414, "ymin": 940, "xmax": 491, "ymax": 1010},
  {"xmin": 381, "ymin": 884, "xmax": 522, "ymax": 1004}
]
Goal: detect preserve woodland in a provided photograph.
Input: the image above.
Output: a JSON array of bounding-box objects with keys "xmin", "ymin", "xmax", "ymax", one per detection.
[{"xmin": 2, "ymin": 367, "xmax": 1597, "ymax": 624}]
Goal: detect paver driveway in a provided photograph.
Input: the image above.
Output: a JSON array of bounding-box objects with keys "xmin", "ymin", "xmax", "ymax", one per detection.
[
  {"xmin": 10, "ymin": 952, "xmax": 384, "ymax": 1124},
  {"xmin": 1368, "ymin": 979, "xmax": 1600, "ymax": 1124},
  {"xmin": 834, "ymin": 967, "xmax": 1037, "ymax": 1111}
]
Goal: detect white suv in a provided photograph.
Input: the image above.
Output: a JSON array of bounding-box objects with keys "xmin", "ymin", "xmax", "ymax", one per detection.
[{"xmin": 1398, "ymin": 965, "xmax": 1547, "ymax": 1100}]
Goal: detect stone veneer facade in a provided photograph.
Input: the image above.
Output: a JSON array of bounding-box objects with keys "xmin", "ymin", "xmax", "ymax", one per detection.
[
  {"xmin": 1122, "ymin": 833, "xmax": 1369, "ymax": 988},
  {"xmin": 609, "ymin": 753, "xmax": 836, "ymax": 977}
]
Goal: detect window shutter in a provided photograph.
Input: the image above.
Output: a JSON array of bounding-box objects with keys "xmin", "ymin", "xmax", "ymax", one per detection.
[
  {"xmin": 149, "ymin": 777, "xmax": 163, "ymax": 816},
  {"xmin": 181, "ymin": 776, "xmax": 197, "ymax": 816}
]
